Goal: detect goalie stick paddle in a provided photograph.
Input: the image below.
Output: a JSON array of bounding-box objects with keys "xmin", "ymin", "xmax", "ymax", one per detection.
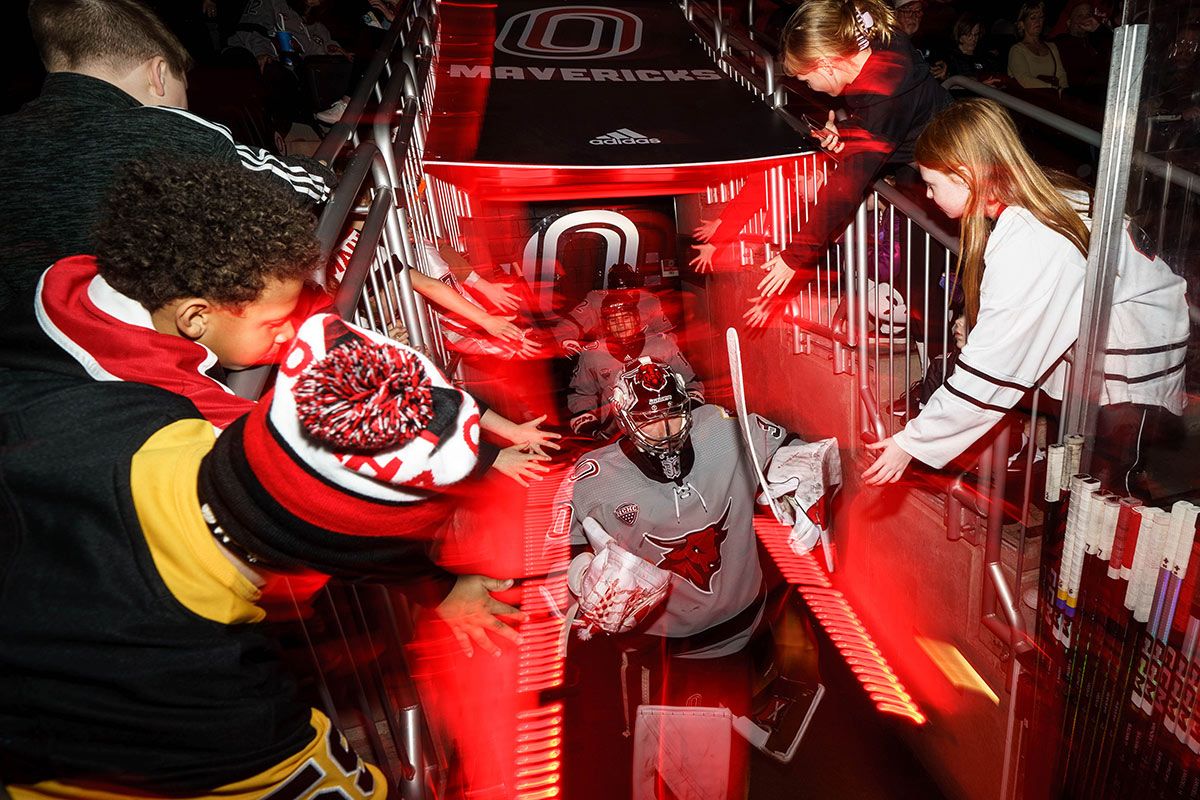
[
  {"xmin": 727, "ymin": 327, "xmax": 785, "ymax": 524},
  {"xmin": 726, "ymin": 327, "xmax": 835, "ymax": 573}
]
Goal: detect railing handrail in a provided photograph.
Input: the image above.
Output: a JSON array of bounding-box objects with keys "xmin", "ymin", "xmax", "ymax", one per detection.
[
  {"xmin": 943, "ymin": 76, "xmax": 1200, "ymax": 197},
  {"xmin": 315, "ymin": 23, "xmax": 406, "ymax": 165},
  {"xmin": 314, "ymin": 141, "xmax": 382, "ymax": 281},
  {"xmin": 334, "ymin": 186, "xmax": 393, "ymax": 319}
]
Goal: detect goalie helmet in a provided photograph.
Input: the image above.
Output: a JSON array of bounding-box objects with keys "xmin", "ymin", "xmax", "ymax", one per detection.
[{"xmin": 611, "ymin": 357, "xmax": 692, "ymax": 456}]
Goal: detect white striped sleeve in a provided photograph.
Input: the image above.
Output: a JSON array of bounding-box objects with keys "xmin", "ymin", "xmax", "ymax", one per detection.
[
  {"xmin": 894, "ymin": 210, "xmax": 1087, "ymax": 468},
  {"xmin": 145, "ymin": 106, "xmax": 331, "ymax": 202}
]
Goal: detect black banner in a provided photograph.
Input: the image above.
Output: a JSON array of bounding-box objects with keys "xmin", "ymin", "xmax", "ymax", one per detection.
[{"xmin": 427, "ymin": 0, "xmax": 809, "ymax": 169}]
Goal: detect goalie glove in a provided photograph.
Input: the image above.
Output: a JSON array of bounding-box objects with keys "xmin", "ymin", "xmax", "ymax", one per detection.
[
  {"xmin": 566, "ymin": 517, "xmax": 671, "ymax": 638},
  {"xmin": 760, "ymin": 438, "xmax": 842, "ymax": 556}
]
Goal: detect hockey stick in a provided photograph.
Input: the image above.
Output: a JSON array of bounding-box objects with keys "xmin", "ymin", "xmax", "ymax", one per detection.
[
  {"xmin": 727, "ymin": 327, "xmax": 785, "ymax": 523},
  {"xmin": 726, "ymin": 327, "xmax": 835, "ymax": 573}
]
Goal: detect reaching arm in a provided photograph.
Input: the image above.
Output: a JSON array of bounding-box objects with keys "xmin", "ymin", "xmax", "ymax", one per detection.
[
  {"xmin": 885, "ymin": 215, "xmax": 1085, "ymax": 472},
  {"xmin": 409, "ymin": 269, "xmax": 524, "ymax": 342}
]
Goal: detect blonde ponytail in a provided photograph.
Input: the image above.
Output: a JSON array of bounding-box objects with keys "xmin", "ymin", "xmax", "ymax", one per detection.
[{"xmin": 780, "ymin": 0, "xmax": 897, "ymax": 75}]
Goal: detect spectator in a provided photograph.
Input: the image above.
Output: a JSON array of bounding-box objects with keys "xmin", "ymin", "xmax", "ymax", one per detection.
[
  {"xmin": 893, "ymin": 0, "xmax": 938, "ymax": 68},
  {"xmin": 226, "ymin": 0, "xmax": 355, "ymax": 129},
  {"xmin": 893, "ymin": 0, "xmax": 924, "ymax": 40},
  {"xmin": 864, "ymin": 99, "xmax": 1189, "ymax": 495},
  {"xmin": 697, "ymin": 0, "xmax": 952, "ymax": 326},
  {"xmin": 939, "ymin": 12, "xmax": 1006, "ymax": 85},
  {"xmin": 33, "ymin": 160, "xmax": 558, "ymax": 488},
  {"xmin": 0, "ymin": 0, "xmax": 331, "ymax": 330},
  {"xmin": 0, "ymin": 310, "xmax": 521, "ymax": 796},
  {"xmin": 1050, "ymin": 2, "xmax": 1112, "ymax": 101},
  {"xmin": 1007, "ymin": 1, "xmax": 1068, "ymax": 91}
]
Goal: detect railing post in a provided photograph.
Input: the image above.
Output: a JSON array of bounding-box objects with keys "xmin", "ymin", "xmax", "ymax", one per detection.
[
  {"xmin": 1061, "ymin": 24, "xmax": 1149, "ymax": 468},
  {"xmin": 980, "ymin": 425, "xmax": 1035, "ymax": 659}
]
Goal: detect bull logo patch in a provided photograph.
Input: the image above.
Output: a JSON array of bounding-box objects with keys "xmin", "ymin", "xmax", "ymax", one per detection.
[
  {"xmin": 614, "ymin": 502, "xmax": 638, "ymax": 526},
  {"xmin": 643, "ymin": 499, "xmax": 732, "ymax": 593}
]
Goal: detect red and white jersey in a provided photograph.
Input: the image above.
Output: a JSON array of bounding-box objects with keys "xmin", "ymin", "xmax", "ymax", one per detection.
[
  {"xmin": 554, "ymin": 405, "xmax": 789, "ymax": 657},
  {"xmin": 567, "ymin": 333, "xmax": 703, "ymax": 435}
]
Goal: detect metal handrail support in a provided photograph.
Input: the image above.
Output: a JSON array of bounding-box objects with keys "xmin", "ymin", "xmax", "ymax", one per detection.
[
  {"xmin": 316, "ymin": 22, "xmax": 406, "ymax": 165},
  {"xmin": 688, "ymin": 2, "xmax": 725, "ymax": 56},
  {"xmin": 980, "ymin": 426, "xmax": 1036, "ymax": 658},
  {"xmin": 373, "ymin": 64, "xmax": 420, "ymax": 192},
  {"xmin": 823, "ymin": 297, "xmax": 851, "ymax": 374},
  {"xmin": 334, "ymin": 187, "xmax": 393, "ymax": 318},
  {"xmin": 852, "ymin": 201, "xmax": 887, "ymax": 443},
  {"xmin": 871, "ymin": 179, "xmax": 959, "ymax": 253},
  {"xmin": 315, "ymin": 141, "xmax": 381, "ymax": 283},
  {"xmin": 1063, "ymin": 25, "xmax": 1149, "ymax": 465}
]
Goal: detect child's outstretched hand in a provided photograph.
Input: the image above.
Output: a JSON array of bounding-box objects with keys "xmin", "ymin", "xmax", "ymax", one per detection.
[
  {"xmin": 493, "ymin": 446, "xmax": 552, "ymax": 487},
  {"xmin": 693, "ymin": 218, "xmax": 720, "ymax": 243},
  {"xmin": 483, "ymin": 314, "xmax": 524, "ymax": 342},
  {"xmin": 862, "ymin": 438, "xmax": 913, "ymax": 485},
  {"xmin": 507, "ymin": 414, "xmax": 561, "ymax": 456},
  {"xmin": 475, "ymin": 277, "xmax": 522, "ymax": 313},
  {"xmin": 437, "ymin": 575, "xmax": 525, "ymax": 657}
]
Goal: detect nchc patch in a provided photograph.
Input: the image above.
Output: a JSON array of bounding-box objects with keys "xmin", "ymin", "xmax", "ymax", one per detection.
[{"xmin": 614, "ymin": 502, "xmax": 639, "ymax": 526}]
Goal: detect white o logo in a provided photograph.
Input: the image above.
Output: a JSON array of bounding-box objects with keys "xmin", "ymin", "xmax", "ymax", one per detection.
[{"xmin": 495, "ymin": 6, "xmax": 643, "ymax": 61}]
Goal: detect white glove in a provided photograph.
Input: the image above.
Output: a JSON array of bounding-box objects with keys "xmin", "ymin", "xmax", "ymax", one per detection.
[
  {"xmin": 761, "ymin": 439, "xmax": 842, "ymax": 556},
  {"xmin": 567, "ymin": 517, "xmax": 671, "ymax": 638}
]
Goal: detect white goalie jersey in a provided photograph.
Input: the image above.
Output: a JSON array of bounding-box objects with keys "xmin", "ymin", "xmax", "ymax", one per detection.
[{"xmin": 552, "ymin": 405, "xmax": 790, "ymax": 658}]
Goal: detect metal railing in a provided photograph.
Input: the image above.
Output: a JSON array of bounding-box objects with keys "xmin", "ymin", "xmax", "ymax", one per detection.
[{"xmin": 231, "ymin": 2, "xmax": 473, "ymax": 795}]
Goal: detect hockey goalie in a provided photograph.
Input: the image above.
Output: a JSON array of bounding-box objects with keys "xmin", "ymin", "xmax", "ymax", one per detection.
[{"xmin": 552, "ymin": 358, "xmax": 839, "ymax": 799}]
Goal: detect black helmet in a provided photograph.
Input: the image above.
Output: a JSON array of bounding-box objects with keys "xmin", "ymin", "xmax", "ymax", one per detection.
[
  {"xmin": 611, "ymin": 358, "xmax": 692, "ymax": 455},
  {"xmin": 607, "ymin": 262, "xmax": 643, "ymax": 290}
]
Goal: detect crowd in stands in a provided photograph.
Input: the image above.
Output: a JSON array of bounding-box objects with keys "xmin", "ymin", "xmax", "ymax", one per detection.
[{"xmin": 751, "ymin": 0, "xmax": 1200, "ymax": 178}]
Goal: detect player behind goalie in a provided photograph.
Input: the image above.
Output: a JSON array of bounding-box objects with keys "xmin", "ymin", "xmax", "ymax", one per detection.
[
  {"xmin": 567, "ymin": 292, "xmax": 703, "ymax": 440},
  {"xmin": 554, "ymin": 358, "xmax": 839, "ymax": 794}
]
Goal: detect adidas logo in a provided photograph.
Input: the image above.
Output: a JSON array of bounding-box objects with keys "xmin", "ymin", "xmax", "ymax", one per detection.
[{"xmin": 589, "ymin": 128, "xmax": 662, "ymax": 145}]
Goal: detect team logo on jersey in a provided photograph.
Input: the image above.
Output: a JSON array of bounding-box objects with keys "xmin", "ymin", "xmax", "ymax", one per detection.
[
  {"xmin": 643, "ymin": 499, "xmax": 732, "ymax": 593},
  {"xmin": 755, "ymin": 417, "xmax": 783, "ymax": 439},
  {"xmin": 614, "ymin": 502, "xmax": 638, "ymax": 526},
  {"xmin": 571, "ymin": 458, "xmax": 600, "ymax": 482}
]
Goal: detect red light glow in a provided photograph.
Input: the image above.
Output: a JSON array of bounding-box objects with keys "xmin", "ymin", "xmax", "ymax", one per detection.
[{"xmin": 755, "ymin": 518, "xmax": 927, "ymax": 725}]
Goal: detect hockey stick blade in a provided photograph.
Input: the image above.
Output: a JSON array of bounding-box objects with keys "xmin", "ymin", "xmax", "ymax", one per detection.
[{"xmin": 726, "ymin": 327, "xmax": 786, "ymax": 524}]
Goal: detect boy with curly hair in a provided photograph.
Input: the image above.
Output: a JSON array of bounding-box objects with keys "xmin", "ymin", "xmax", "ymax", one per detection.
[
  {"xmin": 33, "ymin": 158, "xmax": 320, "ymax": 428},
  {"xmin": 33, "ymin": 158, "xmax": 559, "ymax": 486}
]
